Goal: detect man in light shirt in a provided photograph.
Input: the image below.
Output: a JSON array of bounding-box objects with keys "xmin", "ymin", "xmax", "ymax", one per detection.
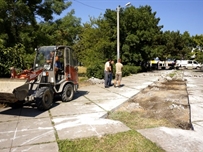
[
  {"xmin": 104, "ymin": 59, "xmax": 111, "ymax": 88},
  {"xmin": 114, "ymin": 58, "xmax": 123, "ymax": 88}
]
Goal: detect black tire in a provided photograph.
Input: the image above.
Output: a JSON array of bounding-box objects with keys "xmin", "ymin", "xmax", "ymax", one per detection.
[
  {"xmin": 62, "ymin": 84, "xmax": 74, "ymax": 102},
  {"xmin": 35, "ymin": 87, "xmax": 53, "ymax": 110}
]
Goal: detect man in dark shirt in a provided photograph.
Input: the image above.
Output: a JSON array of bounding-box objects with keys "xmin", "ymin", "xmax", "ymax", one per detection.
[{"xmin": 108, "ymin": 60, "xmax": 114, "ymax": 86}]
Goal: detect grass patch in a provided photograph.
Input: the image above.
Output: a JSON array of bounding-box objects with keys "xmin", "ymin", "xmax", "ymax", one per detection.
[
  {"xmin": 168, "ymin": 70, "xmax": 178, "ymax": 78},
  {"xmin": 57, "ymin": 111, "xmax": 167, "ymax": 152},
  {"xmin": 79, "ymin": 77, "xmax": 88, "ymax": 82},
  {"xmin": 108, "ymin": 111, "xmax": 174, "ymax": 130},
  {"xmin": 78, "ymin": 66, "xmax": 87, "ymax": 74},
  {"xmin": 58, "ymin": 130, "xmax": 164, "ymax": 152}
]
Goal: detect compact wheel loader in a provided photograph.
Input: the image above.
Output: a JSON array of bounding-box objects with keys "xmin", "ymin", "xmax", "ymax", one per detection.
[{"xmin": 0, "ymin": 45, "xmax": 79, "ymax": 110}]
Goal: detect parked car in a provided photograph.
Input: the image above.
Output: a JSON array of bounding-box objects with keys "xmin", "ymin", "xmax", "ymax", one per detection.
[{"xmin": 175, "ymin": 60, "xmax": 202, "ymax": 69}]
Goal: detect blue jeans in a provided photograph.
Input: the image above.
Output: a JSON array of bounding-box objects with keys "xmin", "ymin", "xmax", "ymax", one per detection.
[
  {"xmin": 108, "ymin": 72, "xmax": 113, "ymax": 86},
  {"xmin": 104, "ymin": 71, "xmax": 110, "ymax": 87}
]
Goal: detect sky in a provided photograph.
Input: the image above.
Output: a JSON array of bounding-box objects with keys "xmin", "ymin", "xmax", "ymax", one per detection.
[{"xmin": 55, "ymin": 0, "xmax": 203, "ymax": 36}]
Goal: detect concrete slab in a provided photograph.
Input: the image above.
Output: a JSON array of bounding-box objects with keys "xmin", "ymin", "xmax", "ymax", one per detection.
[
  {"xmin": 50, "ymin": 100, "xmax": 105, "ymax": 117},
  {"xmin": 72, "ymin": 95, "xmax": 91, "ymax": 102},
  {"xmin": 12, "ymin": 118, "xmax": 55, "ymax": 147},
  {"xmin": 192, "ymin": 122, "xmax": 203, "ymax": 133},
  {"xmin": 84, "ymin": 92, "xmax": 125, "ymax": 101},
  {"xmin": 186, "ymin": 78, "xmax": 203, "ymax": 85},
  {"xmin": 0, "ymin": 107, "xmax": 21, "ymax": 122},
  {"xmin": 10, "ymin": 142, "xmax": 59, "ymax": 152},
  {"xmin": 0, "ymin": 121, "xmax": 18, "ymax": 149},
  {"xmin": 0, "ymin": 106, "xmax": 50, "ymax": 121},
  {"xmin": 188, "ymin": 94, "xmax": 203, "ymax": 104},
  {"xmin": 92, "ymin": 98, "xmax": 129, "ymax": 112},
  {"xmin": 190, "ymin": 103, "xmax": 203, "ymax": 122},
  {"xmin": 19, "ymin": 107, "xmax": 50, "ymax": 119},
  {"xmin": 52, "ymin": 113, "xmax": 130, "ymax": 140},
  {"xmin": 138, "ymin": 127, "xmax": 203, "ymax": 152},
  {"xmin": 113, "ymin": 87, "xmax": 140, "ymax": 98},
  {"xmin": 79, "ymin": 85, "xmax": 109, "ymax": 93},
  {"xmin": 0, "ymin": 148, "xmax": 9, "ymax": 152}
]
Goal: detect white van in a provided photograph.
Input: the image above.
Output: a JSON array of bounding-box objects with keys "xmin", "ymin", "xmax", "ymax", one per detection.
[{"xmin": 175, "ymin": 60, "xmax": 202, "ymax": 69}]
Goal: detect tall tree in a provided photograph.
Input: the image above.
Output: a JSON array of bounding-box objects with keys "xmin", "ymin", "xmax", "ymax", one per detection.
[
  {"xmin": 74, "ymin": 5, "xmax": 164, "ymax": 67},
  {"xmin": 0, "ymin": 0, "xmax": 72, "ymax": 77},
  {"xmin": 122, "ymin": 5, "xmax": 163, "ymax": 64},
  {"xmin": 0, "ymin": 0, "xmax": 71, "ymax": 47},
  {"xmin": 191, "ymin": 34, "xmax": 203, "ymax": 63}
]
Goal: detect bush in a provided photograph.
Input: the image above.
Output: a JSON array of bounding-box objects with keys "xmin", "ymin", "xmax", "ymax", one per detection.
[
  {"xmin": 0, "ymin": 44, "xmax": 26, "ymax": 77},
  {"xmin": 86, "ymin": 64, "xmax": 104, "ymax": 79},
  {"xmin": 86, "ymin": 64, "xmax": 141, "ymax": 79},
  {"xmin": 122, "ymin": 65, "xmax": 141, "ymax": 77}
]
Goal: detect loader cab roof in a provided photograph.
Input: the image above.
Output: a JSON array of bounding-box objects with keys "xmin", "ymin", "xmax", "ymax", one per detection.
[{"xmin": 34, "ymin": 45, "xmax": 77, "ymax": 71}]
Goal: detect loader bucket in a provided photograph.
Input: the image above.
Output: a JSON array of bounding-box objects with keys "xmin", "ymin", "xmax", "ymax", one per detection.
[{"xmin": 0, "ymin": 79, "xmax": 29, "ymax": 103}]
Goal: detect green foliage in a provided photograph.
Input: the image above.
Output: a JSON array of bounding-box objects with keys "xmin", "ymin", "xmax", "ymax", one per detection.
[
  {"xmin": 122, "ymin": 65, "xmax": 142, "ymax": 77},
  {"xmin": 192, "ymin": 35, "xmax": 203, "ymax": 63},
  {"xmin": 74, "ymin": 5, "xmax": 165, "ymax": 66},
  {"xmin": 160, "ymin": 31, "xmax": 192, "ymax": 60},
  {"xmin": 194, "ymin": 51, "xmax": 203, "ymax": 64},
  {"xmin": 0, "ymin": 0, "xmax": 80, "ymax": 78},
  {"xmin": 86, "ymin": 64, "xmax": 104, "ymax": 79},
  {"xmin": 86, "ymin": 64, "xmax": 141, "ymax": 79},
  {"xmin": 0, "ymin": 0, "xmax": 202, "ymax": 77},
  {"xmin": 0, "ymin": 44, "xmax": 28, "ymax": 77},
  {"xmin": 37, "ymin": 10, "xmax": 82, "ymax": 46},
  {"xmin": 73, "ymin": 20, "xmax": 115, "ymax": 67},
  {"xmin": 0, "ymin": 0, "xmax": 71, "ymax": 48},
  {"xmin": 192, "ymin": 34, "xmax": 203, "ymax": 47}
]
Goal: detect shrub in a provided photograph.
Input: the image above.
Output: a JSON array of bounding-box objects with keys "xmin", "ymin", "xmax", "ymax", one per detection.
[
  {"xmin": 86, "ymin": 64, "xmax": 104, "ymax": 79},
  {"xmin": 86, "ymin": 64, "xmax": 141, "ymax": 79},
  {"xmin": 122, "ymin": 65, "xmax": 141, "ymax": 77}
]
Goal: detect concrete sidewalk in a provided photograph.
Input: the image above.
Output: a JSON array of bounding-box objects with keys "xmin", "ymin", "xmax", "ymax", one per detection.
[
  {"xmin": 138, "ymin": 70, "xmax": 203, "ymax": 152},
  {"xmin": 0, "ymin": 70, "xmax": 203, "ymax": 152},
  {"xmin": 0, "ymin": 71, "xmax": 162, "ymax": 151}
]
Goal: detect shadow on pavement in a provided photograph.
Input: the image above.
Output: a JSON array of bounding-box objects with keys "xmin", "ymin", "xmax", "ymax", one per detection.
[
  {"xmin": 192, "ymin": 69, "xmax": 203, "ymax": 73},
  {"xmin": 0, "ymin": 90, "xmax": 89, "ymax": 117},
  {"xmin": 0, "ymin": 102, "xmax": 60, "ymax": 117},
  {"xmin": 73, "ymin": 90, "xmax": 89, "ymax": 100}
]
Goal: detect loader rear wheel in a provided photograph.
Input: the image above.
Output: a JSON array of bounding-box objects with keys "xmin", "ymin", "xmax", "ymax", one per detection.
[
  {"xmin": 62, "ymin": 84, "xmax": 74, "ymax": 102},
  {"xmin": 35, "ymin": 87, "xmax": 53, "ymax": 110}
]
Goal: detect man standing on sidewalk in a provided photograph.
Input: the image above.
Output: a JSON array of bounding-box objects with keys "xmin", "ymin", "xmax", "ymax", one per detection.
[
  {"xmin": 114, "ymin": 58, "xmax": 123, "ymax": 88},
  {"xmin": 108, "ymin": 60, "xmax": 114, "ymax": 86},
  {"xmin": 104, "ymin": 59, "xmax": 111, "ymax": 88}
]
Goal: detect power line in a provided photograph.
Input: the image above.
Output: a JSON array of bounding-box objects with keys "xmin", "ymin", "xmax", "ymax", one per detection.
[{"xmin": 73, "ymin": 0, "xmax": 105, "ymax": 11}]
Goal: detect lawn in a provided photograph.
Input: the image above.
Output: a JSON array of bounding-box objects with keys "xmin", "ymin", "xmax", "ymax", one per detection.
[{"xmin": 57, "ymin": 111, "xmax": 165, "ymax": 152}]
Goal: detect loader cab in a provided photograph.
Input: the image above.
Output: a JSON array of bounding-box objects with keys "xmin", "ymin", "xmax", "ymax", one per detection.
[{"xmin": 34, "ymin": 46, "xmax": 78, "ymax": 85}]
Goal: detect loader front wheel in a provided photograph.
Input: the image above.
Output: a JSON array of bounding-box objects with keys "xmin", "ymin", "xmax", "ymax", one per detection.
[
  {"xmin": 62, "ymin": 84, "xmax": 74, "ymax": 102},
  {"xmin": 35, "ymin": 87, "xmax": 53, "ymax": 110}
]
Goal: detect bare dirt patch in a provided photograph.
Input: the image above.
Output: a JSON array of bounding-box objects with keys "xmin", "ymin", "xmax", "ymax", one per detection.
[
  {"xmin": 79, "ymin": 80, "xmax": 94, "ymax": 87},
  {"xmin": 116, "ymin": 79, "xmax": 192, "ymax": 130}
]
